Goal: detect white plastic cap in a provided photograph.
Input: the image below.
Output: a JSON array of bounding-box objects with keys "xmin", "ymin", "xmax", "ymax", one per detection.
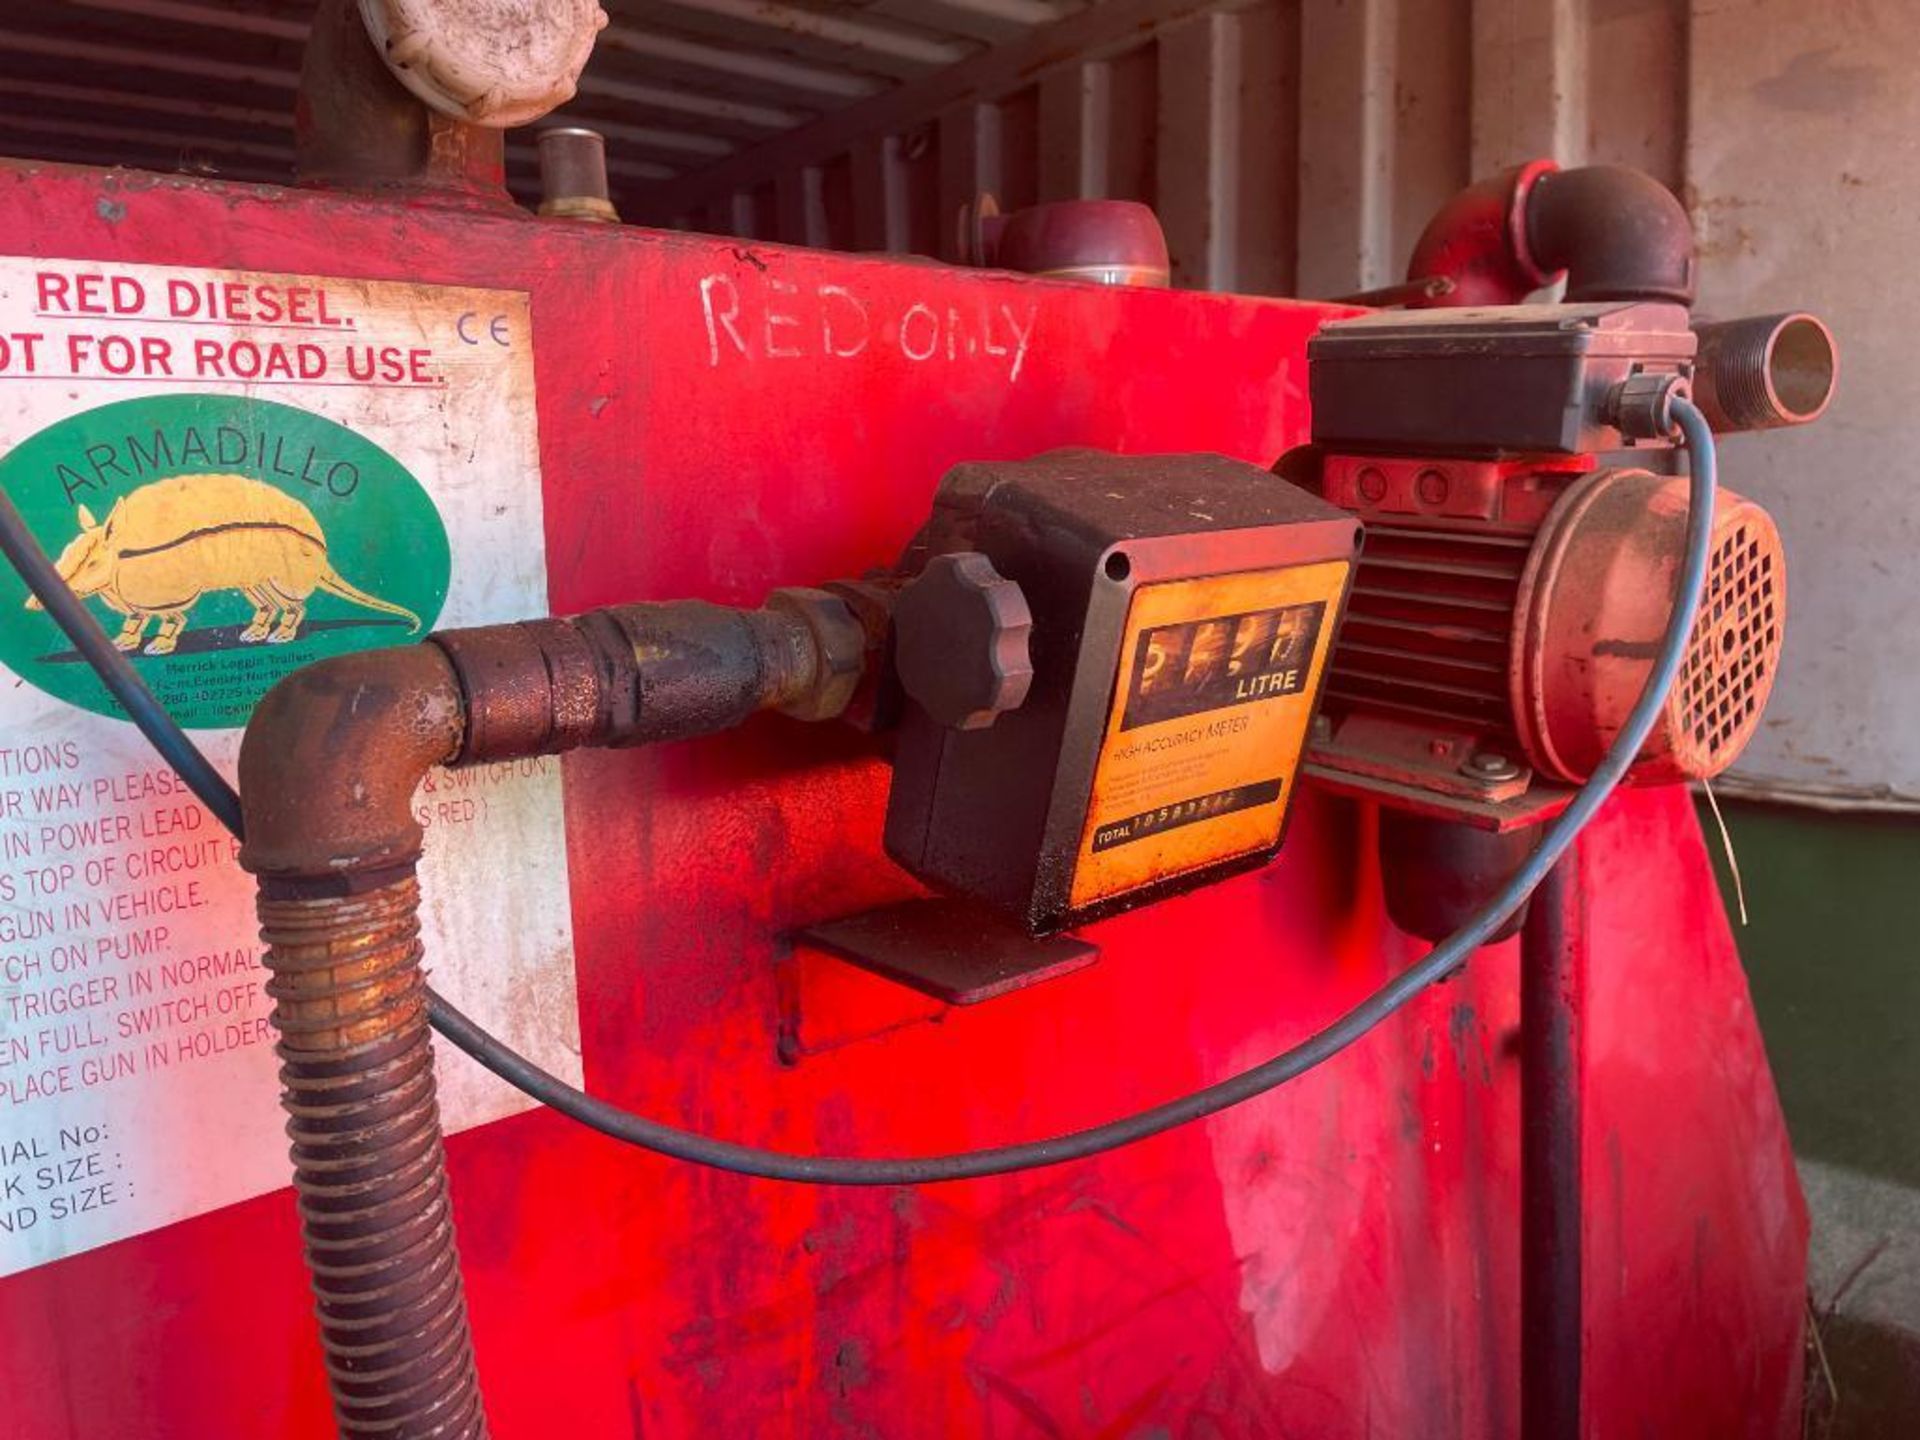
[{"xmin": 357, "ymin": 0, "xmax": 609, "ymax": 128}]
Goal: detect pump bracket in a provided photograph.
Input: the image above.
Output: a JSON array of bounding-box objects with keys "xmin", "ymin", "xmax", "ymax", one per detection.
[{"xmin": 799, "ymin": 898, "xmax": 1099, "ymax": 1005}]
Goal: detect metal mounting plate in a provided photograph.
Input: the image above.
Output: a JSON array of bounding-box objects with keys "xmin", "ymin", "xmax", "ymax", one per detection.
[{"xmin": 798, "ymin": 898, "xmax": 1098, "ymax": 1006}]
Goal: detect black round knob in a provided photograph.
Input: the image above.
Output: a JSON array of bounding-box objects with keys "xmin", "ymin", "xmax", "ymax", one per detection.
[{"xmin": 893, "ymin": 552, "xmax": 1034, "ymax": 730}]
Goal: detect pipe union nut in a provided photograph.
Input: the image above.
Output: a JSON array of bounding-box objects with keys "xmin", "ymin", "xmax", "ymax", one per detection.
[{"xmin": 765, "ymin": 587, "xmax": 866, "ymax": 722}]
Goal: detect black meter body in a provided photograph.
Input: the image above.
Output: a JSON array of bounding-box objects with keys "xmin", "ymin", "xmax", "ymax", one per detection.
[{"xmin": 884, "ymin": 450, "xmax": 1359, "ymax": 934}]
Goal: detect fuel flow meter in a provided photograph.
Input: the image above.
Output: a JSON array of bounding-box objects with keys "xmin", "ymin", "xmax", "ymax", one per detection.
[{"xmin": 807, "ymin": 450, "xmax": 1358, "ymax": 981}]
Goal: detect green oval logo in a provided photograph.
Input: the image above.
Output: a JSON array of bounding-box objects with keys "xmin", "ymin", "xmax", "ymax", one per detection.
[{"xmin": 0, "ymin": 394, "xmax": 450, "ymax": 728}]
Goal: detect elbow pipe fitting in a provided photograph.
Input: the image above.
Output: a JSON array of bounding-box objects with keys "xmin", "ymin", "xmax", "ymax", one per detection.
[
  {"xmin": 238, "ymin": 595, "xmax": 861, "ymax": 1440},
  {"xmin": 1407, "ymin": 161, "xmax": 1696, "ymax": 308},
  {"xmin": 1527, "ymin": 164, "xmax": 1696, "ymax": 305},
  {"xmin": 1404, "ymin": 159, "xmax": 1561, "ymax": 308},
  {"xmin": 239, "ymin": 644, "xmax": 465, "ymax": 889}
]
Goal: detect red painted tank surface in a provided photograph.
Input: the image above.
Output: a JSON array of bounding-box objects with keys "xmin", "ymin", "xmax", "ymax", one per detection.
[{"xmin": 0, "ymin": 162, "xmax": 1804, "ymax": 1439}]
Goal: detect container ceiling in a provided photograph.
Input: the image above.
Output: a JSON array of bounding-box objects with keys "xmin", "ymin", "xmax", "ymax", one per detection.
[{"xmin": 0, "ymin": 0, "xmax": 1090, "ymax": 213}]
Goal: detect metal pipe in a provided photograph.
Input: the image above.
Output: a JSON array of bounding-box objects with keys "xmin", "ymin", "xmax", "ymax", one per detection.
[
  {"xmin": 1520, "ymin": 857, "xmax": 1584, "ymax": 1440},
  {"xmin": 1376, "ymin": 810, "xmax": 1540, "ymax": 945},
  {"xmin": 242, "ymin": 645, "xmax": 475, "ymax": 1439},
  {"xmin": 1692, "ymin": 312, "xmax": 1838, "ymax": 432},
  {"xmin": 1406, "ymin": 161, "xmax": 1696, "ymax": 309},
  {"xmin": 294, "ymin": 0, "xmax": 505, "ymax": 199},
  {"xmin": 537, "ymin": 128, "xmax": 620, "ymax": 223},
  {"xmin": 1526, "ymin": 165, "xmax": 1696, "ymax": 305},
  {"xmin": 239, "ymin": 600, "xmax": 859, "ymax": 1439}
]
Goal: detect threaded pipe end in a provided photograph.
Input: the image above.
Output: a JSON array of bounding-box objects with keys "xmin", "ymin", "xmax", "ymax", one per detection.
[{"xmin": 1692, "ymin": 312, "xmax": 1837, "ymax": 432}]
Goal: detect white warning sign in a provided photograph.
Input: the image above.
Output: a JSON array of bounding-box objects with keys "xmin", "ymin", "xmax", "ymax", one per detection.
[{"xmin": 0, "ymin": 258, "xmax": 584, "ymax": 1276}]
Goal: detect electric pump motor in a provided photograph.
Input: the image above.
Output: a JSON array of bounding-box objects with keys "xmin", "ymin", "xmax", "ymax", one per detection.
[
  {"xmin": 878, "ymin": 450, "xmax": 1359, "ymax": 935},
  {"xmin": 1282, "ymin": 299, "xmax": 1836, "ymax": 937}
]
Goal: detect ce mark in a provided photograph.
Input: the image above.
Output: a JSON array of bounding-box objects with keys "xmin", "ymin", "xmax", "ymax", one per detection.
[{"xmin": 456, "ymin": 312, "xmax": 513, "ymax": 347}]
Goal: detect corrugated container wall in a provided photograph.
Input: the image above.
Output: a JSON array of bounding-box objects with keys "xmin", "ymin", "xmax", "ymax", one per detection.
[{"xmin": 646, "ymin": 0, "xmax": 1910, "ymax": 811}]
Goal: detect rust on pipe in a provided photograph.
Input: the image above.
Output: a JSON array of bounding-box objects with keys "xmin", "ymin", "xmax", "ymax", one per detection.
[
  {"xmin": 1405, "ymin": 160, "xmax": 1696, "ymax": 309},
  {"xmin": 241, "ymin": 646, "xmax": 464, "ymax": 888},
  {"xmin": 242, "ymin": 646, "xmax": 477, "ymax": 1440},
  {"xmin": 1525, "ymin": 165, "xmax": 1696, "ymax": 306},
  {"xmin": 239, "ymin": 598, "xmax": 860, "ymax": 1438},
  {"xmin": 537, "ymin": 128, "xmax": 620, "ymax": 223},
  {"xmin": 242, "ymin": 602, "xmax": 846, "ymax": 880}
]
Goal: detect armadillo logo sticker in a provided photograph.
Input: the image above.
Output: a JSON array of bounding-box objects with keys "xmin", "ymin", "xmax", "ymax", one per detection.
[{"xmin": 0, "ymin": 393, "xmax": 451, "ymax": 728}]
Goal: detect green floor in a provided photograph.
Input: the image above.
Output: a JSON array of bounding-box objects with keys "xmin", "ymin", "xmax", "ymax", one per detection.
[{"xmin": 1697, "ymin": 796, "xmax": 1920, "ymax": 1437}]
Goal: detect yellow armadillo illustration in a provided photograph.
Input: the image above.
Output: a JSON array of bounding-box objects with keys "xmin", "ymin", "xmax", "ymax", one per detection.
[{"xmin": 25, "ymin": 473, "xmax": 421, "ymax": 656}]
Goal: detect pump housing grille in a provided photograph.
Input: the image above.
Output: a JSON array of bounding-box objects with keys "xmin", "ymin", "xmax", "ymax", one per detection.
[{"xmin": 1671, "ymin": 517, "xmax": 1784, "ymax": 776}]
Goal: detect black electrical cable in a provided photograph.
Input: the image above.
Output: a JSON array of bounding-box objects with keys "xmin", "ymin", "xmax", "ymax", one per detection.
[{"xmin": 0, "ymin": 398, "xmax": 1718, "ymax": 1185}]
